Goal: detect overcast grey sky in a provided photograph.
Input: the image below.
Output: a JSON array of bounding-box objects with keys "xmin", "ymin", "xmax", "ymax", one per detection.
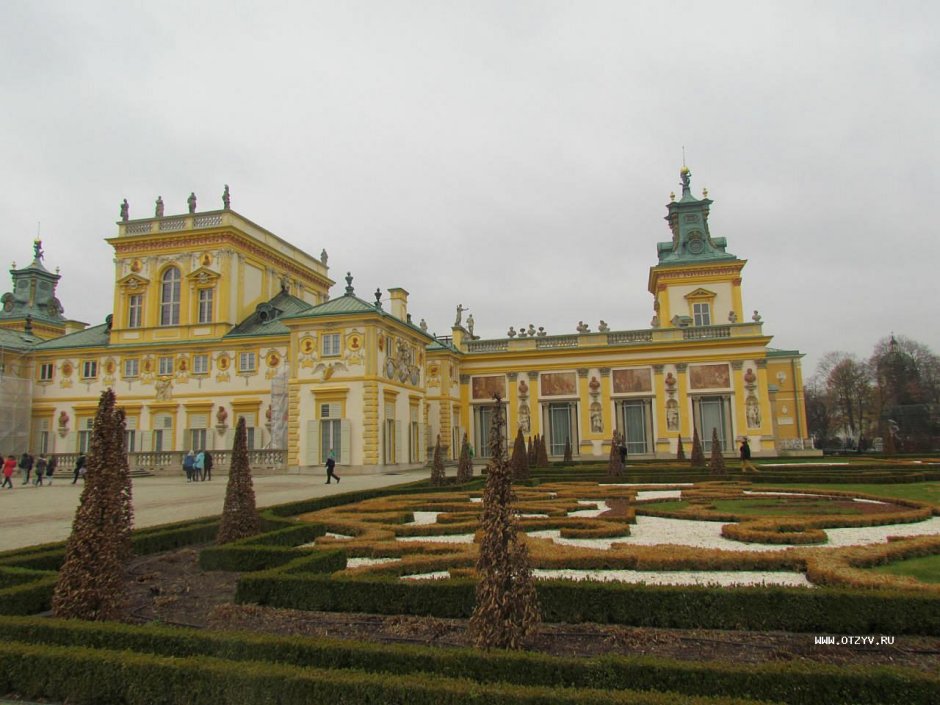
[{"xmin": 1, "ymin": 0, "xmax": 936, "ymax": 377}]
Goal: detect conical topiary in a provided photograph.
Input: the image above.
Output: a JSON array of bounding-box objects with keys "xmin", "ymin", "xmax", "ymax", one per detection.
[
  {"xmin": 563, "ymin": 437, "xmax": 573, "ymax": 464},
  {"xmin": 676, "ymin": 435, "xmax": 686, "ymax": 461},
  {"xmin": 690, "ymin": 427, "xmax": 706, "ymax": 468},
  {"xmin": 469, "ymin": 395, "xmax": 541, "ymax": 649},
  {"xmin": 527, "ymin": 436, "xmax": 535, "ymax": 466},
  {"xmin": 608, "ymin": 431, "xmax": 624, "ymax": 477},
  {"xmin": 430, "ymin": 434, "xmax": 446, "ymax": 486},
  {"xmin": 52, "ymin": 389, "xmax": 134, "ymax": 620},
  {"xmin": 510, "ymin": 428, "xmax": 529, "ymax": 481},
  {"xmin": 537, "ymin": 434, "xmax": 549, "ymax": 468},
  {"xmin": 217, "ymin": 417, "xmax": 260, "ymax": 544},
  {"xmin": 709, "ymin": 428, "xmax": 726, "ymax": 474},
  {"xmin": 457, "ymin": 433, "xmax": 474, "ymax": 484}
]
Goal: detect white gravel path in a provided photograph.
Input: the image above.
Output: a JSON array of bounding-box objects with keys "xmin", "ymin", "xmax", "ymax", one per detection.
[
  {"xmin": 346, "ymin": 557, "xmax": 401, "ymax": 568},
  {"xmin": 636, "ymin": 490, "xmax": 683, "ymax": 501},
  {"xmin": 406, "ymin": 511, "xmax": 441, "ymax": 525},
  {"xmin": 532, "ymin": 569, "xmax": 812, "ymax": 587}
]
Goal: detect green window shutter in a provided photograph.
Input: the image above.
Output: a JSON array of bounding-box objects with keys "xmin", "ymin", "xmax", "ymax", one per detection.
[
  {"xmin": 306, "ymin": 420, "xmax": 319, "ymax": 466},
  {"xmin": 395, "ymin": 420, "xmax": 403, "ymax": 463},
  {"xmin": 339, "ymin": 419, "xmax": 351, "ymax": 465},
  {"xmin": 139, "ymin": 430, "xmax": 153, "ymax": 452}
]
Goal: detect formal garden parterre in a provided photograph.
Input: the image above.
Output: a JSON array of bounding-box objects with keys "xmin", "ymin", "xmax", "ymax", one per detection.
[{"xmin": 1, "ymin": 459, "xmax": 940, "ymax": 704}]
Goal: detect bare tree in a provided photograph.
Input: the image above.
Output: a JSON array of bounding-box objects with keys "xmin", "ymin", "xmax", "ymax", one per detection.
[{"xmin": 469, "ymin": 395, "xmax": 541, "ymax": 649}]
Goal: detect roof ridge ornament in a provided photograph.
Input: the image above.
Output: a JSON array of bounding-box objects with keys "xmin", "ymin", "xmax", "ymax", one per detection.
[{"xmin": 344, "ymin": 272, "xmax": 354, "ymax": 296}]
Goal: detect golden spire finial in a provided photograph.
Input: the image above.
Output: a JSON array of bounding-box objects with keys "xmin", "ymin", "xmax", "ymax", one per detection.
[
  {"xmin": 702, "ymin": 186, "xmax": 709, "ymax": 198},
  {"xmin": 669, "ymin": 191, "xmax": 675, "ymax": 202}
]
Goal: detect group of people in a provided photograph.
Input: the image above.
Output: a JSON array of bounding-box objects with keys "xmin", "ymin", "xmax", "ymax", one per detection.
[
  {"xmin": 2, "ymin": 452, "xmax": 59, "ymax": 488},
  {"xmin": 182, "ymin": 450, "xmax": 213, "ymax": 482}
]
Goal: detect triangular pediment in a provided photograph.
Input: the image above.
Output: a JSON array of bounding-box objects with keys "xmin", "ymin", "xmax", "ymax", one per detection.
[
  {"xmin": 185, "ymin": 267, "xmax": 221, "ymax": 286},
  {"xmin": 117, "ymin": 273, "xmax": 151, "ymax": 291},
  {"xmin": 684, "ymin": 287, "xmax": 716, "ymax": 300}
]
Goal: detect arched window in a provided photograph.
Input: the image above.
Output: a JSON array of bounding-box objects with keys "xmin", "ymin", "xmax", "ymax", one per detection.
[{"xmin": 160, "ymin": 267, "xmax": 181, "ymax": 326}]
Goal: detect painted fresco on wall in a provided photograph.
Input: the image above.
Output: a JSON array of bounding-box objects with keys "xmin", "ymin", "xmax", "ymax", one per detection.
[
  {"xmin": 472, "ymin": 375, "xmax": 506, "ymax": 400},
  {"xmin": 612, "ymin": 368, "xmax": 652, "ymax": 394},
  {"xmin": 689, "ymin": 364, "xmax": 731, "ymax": 390},
  {"xmin": 540, "ymin": 372, "xmax": 577, "ymax": 397}
]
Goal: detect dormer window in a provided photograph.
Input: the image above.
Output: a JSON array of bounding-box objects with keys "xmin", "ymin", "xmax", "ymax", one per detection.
[{"xmin": 160, "ymin": 267, "xmax": 181, "ymax": 326}]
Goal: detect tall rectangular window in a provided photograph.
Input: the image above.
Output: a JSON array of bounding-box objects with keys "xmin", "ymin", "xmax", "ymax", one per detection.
[
  {"xmin": 693, "ymin": 302, "xmax": 711, "ymax": 326},
  {"xmin": 39, "ymin": 363, "xmax": 54, "ymax": 381},
  {"xmin": 78, "ymin": 418, "xmax": 94, "ymax": 453},
  {"xmin": 124, "ymin": 358, "xmax": 139, "ymax": 378},
  {"xmin": 158, "ymin": 356, "xmax": 174, "ymax": 376},
  {"xmin": 189, "ymin": 428, "xmax": 207, "ymax": 451},
  {"xmin": 128, "ymin": 294, "xmax": 143, "ymax": 328},
  {"xmin": 618, "ymin": 399, "xmax": 653, "ymax": 455},
  {"xmin": 322, "ymin": 333, "xmax": 340, "ymax": 357},
  {"xmin": 472, "ymin": 403, "xmax": 507, "ymax": 459},
  {"xmin": 197, "ymin": 288, "xmax": 213, "ymax": 324},
  {"xmin": 160, "ymin": 268, "xmax": 181, "ymax": 326},
  {"xmin": 546, "ymin": 402, "xmax": 577, "ymax": 456},
  {"xmin": 693, "ymin": 396, "xmax": 732, "ymax": 453},
  {"xmin": 81, "ymin": 360, "xmax": 98, "ymax": 379}
]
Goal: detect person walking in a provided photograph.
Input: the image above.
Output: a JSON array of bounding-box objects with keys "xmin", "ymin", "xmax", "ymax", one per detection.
[
  {"xmin": 183, "ymin": 450, "xmax": 196, "ymax": 482},
  {"xmin": 740, "ymin": 438, "xmax": 758, "ymax": 473},
  {"xmin": 33, "ymin": 454, "xmax": 48, "ymax": 486},
  {"xmin": 194, "ymin": 450, "xmax": 205, "ymax": 482},
  {"xmin": 18, "ymin": 452, "xmax": 34, "ymax": 485},
  {"xmin": 71, "ymin": 454, "xmax": 87, "ymax": 484},
  {"xmin": 325, "ymin": 449, "xmax": 340, "ymax": 484},
  {"xmin": 2, "ymin": 455, "xmax": 16, "ymax": 489},
  {"xmin": 202, "ymin": 451, "xmax": 213, "ymax": 481},
  {"xmin": 45, "ymin": 455, "xmax": 57, "ymax": 485}
]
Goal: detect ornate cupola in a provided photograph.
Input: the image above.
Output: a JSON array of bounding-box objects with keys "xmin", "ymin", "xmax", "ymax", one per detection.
[
  {"xmin": 0, "ymin": 240, "xmax": 71, "ymax": 339},
  {"xmin": 648, "ymin": 167, "xmax": 748, "ymax": 329},
  {"xmin": 656, "ymin": 166, "xmax": 736, "ymax": 265}
]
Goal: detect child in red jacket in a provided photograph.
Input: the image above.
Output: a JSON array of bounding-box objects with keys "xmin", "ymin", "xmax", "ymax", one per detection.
[{"xmin": 2, "ymin": 455, "xmax": 16, "ymax": 489}]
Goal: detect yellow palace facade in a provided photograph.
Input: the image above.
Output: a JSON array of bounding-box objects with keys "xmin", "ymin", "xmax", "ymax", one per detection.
[{"xmin": 0, "ymin": 168, "xmax": 813, "ymax": 472}]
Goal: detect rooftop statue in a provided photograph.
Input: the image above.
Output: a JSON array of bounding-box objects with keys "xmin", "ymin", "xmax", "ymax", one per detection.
[
  {"xmin": 454, "ymin": 303, "xmax": 466, "ymax": 327},
  {"xmin": 155, "ymin": 196, "xmax": 164, "ymax": 217},
  {"xmin": 187, "ymin": 192, "xmax": 197, "ymax": 214},
  {"xmin": 222, "ymin": 184, "xmax": 231, "ymax": 210},
  {"xmin": 598, "ymin": 320, "xmax": 609, "ymax": 332},
  {"xmin": 507, "ymin": 326, "xmax": 516, "ymax": 338},
  {"xmin": 120, "ymin": 199, "xmax": 129, "ymax": 222},
  {"xmin": 320, "ymin": 249, "xmax": 328, "ymax": 265},
  {"xmin": 576, "ymin": 321, "xmax": 590, "ymax": 333},
  {"xmin": 466, "ymin": 314, "xmax": 475, "ymax": 338}
]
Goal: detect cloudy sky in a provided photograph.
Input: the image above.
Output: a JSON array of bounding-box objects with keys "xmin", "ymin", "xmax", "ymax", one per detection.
[{"xmin": 1, "ymin": 1, "xmax": 936, "ymax": 377}]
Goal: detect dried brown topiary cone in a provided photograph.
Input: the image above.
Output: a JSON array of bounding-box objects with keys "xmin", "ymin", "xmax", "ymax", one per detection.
[
  {"xmin": 456, "ymin": 432, "xmax": 474, "ymax": 484},
  {"xmin": 469, "ymin": 394, "xmax": 541, "ymax": 649},
  {"xmin": 709, "ymin": 428, "xmax": 727, "ymax": 474},
  {"xmin": 216, "ymin": 416, "xmax": 260, "ymax": 544},
  {"xmin": 430, "ymin": 434, "xmax": 446, "ymax": 486},
  {"xmin": 52, "ymin": 388, "xmax": 134, "ymax": 620},
  {"xmin": 510, "ymin": 428, "xmax": 529, "ymax": 481},
  {"xmin": 690, "ymin": 426, "xmax": 706, "ymax": 468}
]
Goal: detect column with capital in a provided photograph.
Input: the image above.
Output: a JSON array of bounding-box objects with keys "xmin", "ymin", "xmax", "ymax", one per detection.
[
  {"xmin": 731, "ymin": 360, "xmax": 748, "ymax": 445},
  {"xmin": 653, "ymin": 365, "xmax": 671, "ymax": 457},
  {"xmin": 754, "ymin": 360, "xmax": 776, "ymax": 453},
  {"xmin": 675, "ymin": 363, "xmax": 691, "ymax": 443}
]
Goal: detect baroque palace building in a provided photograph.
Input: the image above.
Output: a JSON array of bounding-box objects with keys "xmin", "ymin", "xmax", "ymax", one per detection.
[{"xmin": 0, "ymin": 168, "xmax": 813, "ymax": 472}]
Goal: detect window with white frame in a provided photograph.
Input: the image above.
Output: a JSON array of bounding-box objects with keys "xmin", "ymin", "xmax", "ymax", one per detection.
[
  {"xmin": 320, "ymin": 403, "xmax": 342, "ymax": 463},
  {"xmin": 192, "ymin": 354, "xmax": 209, "ymax": 374},
  {"xmin": 238, "ymin": 351, "xmax": 256, "ymax": 373},
  {"xmin": 39, "ymin": 363, "xmax": 54, "ymax": 381},
  {"xmin": 322, "ymin": 333, "xmax": 340, "ymax": 357},
  {"xmin": 616, "ymin": 399, "xmax": 653, "ymax": 455},
  {"xmin": 544, "ymin": 402, "xmax": 578, "ymax": 456},
  {"xmin": 160, "ymin": 267, "xmax": 181, "ymax": 326},
  {"xmin": 124, "ymin": 358, "xmax": 139, "ymax": 378},
  {"xmin": 123, "ymin": 416, "xmax": 137, "ymax": 452},
  {"xmin": 693, "ymin": 302, "xmax": 711, "ymax": 327},
  {"xmin": 158, "ymin": 356, "xmax": 174, "ymax": 376},
  {"xmin": 127, "ymin": 294, "xmax": 143, "ymax": 328},
  {"xmin": 153, "ymin": 414, "xmax": 173, "ymax": 452},
  {"xmin": 81, "ymin": 360, "xmax": 98, "ymax": 379},
  {"xmin": 197, "ymin": 287, "xmax": 214, "ymax": 324}
]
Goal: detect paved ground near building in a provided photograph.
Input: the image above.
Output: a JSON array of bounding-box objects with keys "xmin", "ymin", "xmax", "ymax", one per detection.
[{"xmin": 0, "ymin": 469, "xmax": 430, "ymax": 552}]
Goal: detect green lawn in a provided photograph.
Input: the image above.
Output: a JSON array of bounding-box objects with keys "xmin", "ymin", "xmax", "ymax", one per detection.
[
  {"xmin": 769, "ymin": 482, "xmax": 940, "ymax": 506},
  {"xmin": 870, "ymin": 554, "xmax": 940, "ymax": 583}
]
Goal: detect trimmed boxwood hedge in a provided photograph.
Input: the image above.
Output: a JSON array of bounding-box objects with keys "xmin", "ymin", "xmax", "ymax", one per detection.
[
  {"xmin": 236, "ymin": 571, "xmax": 940, "ymax": 635},
  {"xmin": 0, "ymin": 638, "xmax": 775, "ymax": 705},
  {"xmin": 0, "ymin": 616, "xmax": 935, "ymax": 705}
]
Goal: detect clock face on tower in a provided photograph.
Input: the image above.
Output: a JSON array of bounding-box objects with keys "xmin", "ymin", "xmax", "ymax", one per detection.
[{"xmin": 687, "ymin": 230, "xmax": 705, "ymax": 254}]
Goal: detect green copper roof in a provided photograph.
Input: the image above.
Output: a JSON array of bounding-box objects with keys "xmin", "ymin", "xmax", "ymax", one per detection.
[
  {"xmin": 0, "ymin": 327, "xmax": 42, "ymax": 352},
  {"xmin": 32, "ymin": 322, "xmax": 111, "ymax": 351},
  {"xmin": 288, "ymin": 294, "xmax": 381, "ymax": 318},
  {"xmin": 655, "ymin": 167, "xmax": 738, "ymax": 267},
  {"xmin": 225, "ymin": 290, "xmax": 313, "ymax": 338}
]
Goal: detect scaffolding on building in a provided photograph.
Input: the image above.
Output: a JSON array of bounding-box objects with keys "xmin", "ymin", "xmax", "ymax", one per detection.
[
  {"xmin": 0, "ymin": 372, "xmax": 32, "ymax": 456},
  {"xmin": 268, "ymin": 370, "xmax": 288, "ymax": 449}
]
